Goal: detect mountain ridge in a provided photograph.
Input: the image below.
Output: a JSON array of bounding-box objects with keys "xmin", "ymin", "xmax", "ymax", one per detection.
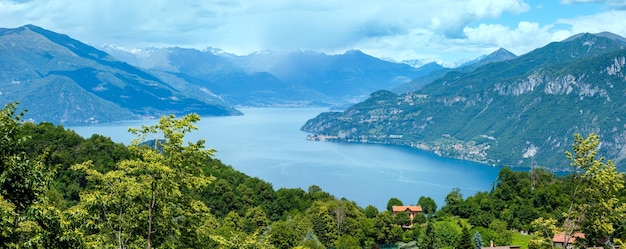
[
  {"xmin": 0, "ymin": 25, "xmax": 240, "ymax": 124},
  {"xmin": 302, "ymin": 32, "xmax": 626, "ymax": 170},
  {"xmin": 102, "ymin": 46, "xmax": 438, "ymax": 107}
]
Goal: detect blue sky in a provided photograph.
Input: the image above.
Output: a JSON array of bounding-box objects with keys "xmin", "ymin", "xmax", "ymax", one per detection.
[{"xmin": 1, "ymin": 0, "xmax": 625, "ymax": 66}]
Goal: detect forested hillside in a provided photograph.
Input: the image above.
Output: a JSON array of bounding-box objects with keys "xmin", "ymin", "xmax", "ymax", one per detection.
[
  {"xmin": 303, "ymin": 33, "xmax": 626, "ymax": 171},
  {"xmin": 1, "ymin": 102, "xmax": 625, "ymax": 249}
]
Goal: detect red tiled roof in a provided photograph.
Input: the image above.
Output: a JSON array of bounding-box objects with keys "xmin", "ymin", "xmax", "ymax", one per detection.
[
  {"xmin": 392, "ymin": 205, "xmax": 422, "ymax": 212},
  {"xmin": 552, "ymin": 232, "xmax": 585, "ymax": 244}
]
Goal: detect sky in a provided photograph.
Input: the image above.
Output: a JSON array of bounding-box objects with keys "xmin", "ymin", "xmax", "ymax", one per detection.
[{"xmin": 1, "ymin": 0, "xmax": 626, "ymax": 66}]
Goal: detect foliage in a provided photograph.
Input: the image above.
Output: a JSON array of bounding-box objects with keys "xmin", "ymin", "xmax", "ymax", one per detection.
[
  {"xmin": 563, "ymin": 133, "xmax": 626, "ymax": 246},
  {"xmin": 419, "ymin": 221, "xmax": 438, "ymax": 249},
  {"xmin": 456, "ymin": 226, "xmax": 473, "ymax": 249},
  {"xmin": 417, "ymin": 196, "xmax": 437, "ymax": 217},
  {"xmin": 7, "ymin": 99, "xmax": 626, "ymax": 249},
  {"xmin": 0, "ymin": 102, "xmax": 81, "ymax": 248},
  {"xmin": 71, "ymin": 113, "xmax": 216, "ymax": 248},
  {"xmin": 387, "ymin": 197, "xmax": 403, "ymax": 212},
  {"xmin": 301, "ymin": 36, "xmax": 626, "ymax": 171},
  {"xmin": 472, "ymin": 231, "xmax": 483, "ymax": 249}
]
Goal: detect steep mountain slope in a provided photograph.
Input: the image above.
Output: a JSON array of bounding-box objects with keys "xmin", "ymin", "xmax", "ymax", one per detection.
[
  {"xmin": 0, "ymin": 25, "xmax": 239, "ymax": 124},
  {"xmin": 303, "ymin": 33, "xmax": 626, "ymax": 170}
]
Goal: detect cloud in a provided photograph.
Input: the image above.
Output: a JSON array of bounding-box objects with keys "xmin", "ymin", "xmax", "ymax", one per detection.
[
  {"xmin": 560, "ymin": 0, "xmax": 626, "ymax": 9},
  {"xmin": 464, "ymin": 21, "xmax": 573, "ymax": 55},
  {"xmin": 0, "ymin": 0, "xmax": 531, "ymax": 49},
  {"xmin": 429, "ymin": 0, "xmax": 531, "ymax": 38},
  {"xmin": 557, "ymin": 10, "xmax": 626, "ymax": 35},
  {"xmin": 1, "ymin": 0, "xmax": 623, "ymax": 65}
]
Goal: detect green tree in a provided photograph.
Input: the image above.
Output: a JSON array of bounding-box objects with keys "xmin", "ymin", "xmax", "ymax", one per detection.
[
  {"xmin": 488, "ymin": 219, "xmax": 512, "ymax": 246},
  {"xmin": 244, "ymin": 206, "xmax": 269, "ymax": 233},
  {"xmin": 393, "ymin": 212, "xmax": 411, "ymax": 227},
  {"xmin": 419, "ymin": 221, "xmax": 438, "ymax": 249},
  {"xmin": 334, "ymin": 235, "xmax": 361, "ymax": 249},
  {"xmin": 307, "ymin": 201, "xmax": 338, "ymax": 247},
  {"xmin": 442, "ymin": 188, "xmax": 463, "ymax": 215},
  {"xmin": 530, "ymin": 217, "xmax": 557, "ymax": 247},
  {"xmin": 267, "ymin": 218, "xmax": 306, "ymax": 249},
  {"xmin": 364, "ymin": 205, "xmax": 379, "ymax": 219},
  {"xmin": 371, "ymin": 212, "xmax": 402, "ymax": 244},
  {"xmin": 418, "ymin": 196, "xmax": 437, "ymax": 218},
  {"xmin": 386, "ymin": 197, "xmax": 403, "ymax": 212},
  {"xmin": 413, "ymin": 213, "xmax": 427, "ymax": 225},
  {"xmin": 72, "ymin": 113, "xmax": 216, "ymax": 248},
  {"xmin": 0, "ymin": 102, "xmax": 82, "ymax": 248},
  {"xmin": 224, "ymin": 211, "xmax": 245, "ymax": 232},
  {"xmin": 435, "ymin": 221, "xmax": 461, "ymax": 247},
  {"xmin": 563, "ymin": 133, "xmax": 626, "ymax": 246},
  {"xmin": 456, "ymin": 226, "xmax": 473, "ymax": 249}
]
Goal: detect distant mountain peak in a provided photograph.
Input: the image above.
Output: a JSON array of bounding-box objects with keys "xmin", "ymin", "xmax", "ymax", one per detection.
[
  {"xmin": 563, "ymin": 31, "xmax": 626, "ymax": 44},
  {"xmin": 484, "ymin": 48, "xmax": 516, "ymax": 60},
  {"xmin": 457, "ymin": 47, "xmax": 517, "ymax": 69},
  {"xmin": 344, "ymin": 49, "xmax": 366, "ymax": 56}
]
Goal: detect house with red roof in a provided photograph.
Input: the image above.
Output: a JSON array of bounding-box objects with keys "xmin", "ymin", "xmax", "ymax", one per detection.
[
  {"xmin": 391, "ymin": 205, "xmax": 422, "ymax": 227},
  {"xmin": 552, "ymin": 232, "xmax": 585, "ymax": 248}
]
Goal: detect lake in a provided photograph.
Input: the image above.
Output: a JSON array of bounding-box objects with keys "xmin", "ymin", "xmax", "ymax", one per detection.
[{"xmin": 68, "ymin": 107, "xmax": 503, "ymax": 210}]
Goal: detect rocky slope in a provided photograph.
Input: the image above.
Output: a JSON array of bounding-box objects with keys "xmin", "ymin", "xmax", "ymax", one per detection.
[{"xmin": 303, "ymin": 33, "xmax": 626, "ymax": 170}]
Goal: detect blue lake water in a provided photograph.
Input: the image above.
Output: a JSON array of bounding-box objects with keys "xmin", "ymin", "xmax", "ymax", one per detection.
[{"xmin": 68, "ymin": 107, "xmax": 503, "ymax": 210}]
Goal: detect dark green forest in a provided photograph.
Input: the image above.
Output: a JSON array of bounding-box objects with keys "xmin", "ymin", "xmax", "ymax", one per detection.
[{"xmin": 1, "ymin": 102, "xmax": 625, "ymax": 249}]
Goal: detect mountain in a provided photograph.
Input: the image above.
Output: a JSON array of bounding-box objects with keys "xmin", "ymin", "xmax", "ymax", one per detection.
[
  {"xmin": 302, "ymin": 32, "xmax": 626, "ymax": 171},
  {"xmin": 104, "ymin": 47, "xmax": 437, "ymax": 107},
  {"xmin": 401, "ymin": 59, "xmax": 439, "ymax": 68},
  {"xmin": 0, "ymin": 25, "xmax": 240, "ymax": 124},
  {"xmin": 392, "ymin": 48, "xmax": 517, "ymax": 93},
  {"xmin": 458, "ymin": 48, "xmax": 518, "ymax": 69}
]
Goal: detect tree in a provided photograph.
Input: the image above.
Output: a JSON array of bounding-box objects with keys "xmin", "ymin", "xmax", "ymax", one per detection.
[
  {"xmin": 334, "ymin": 235, "xmax": 361, "ymax": 249},
  {"xmin": 371, "ymin": 212, "xmax": 402, "ymax": 244},
  {"xmin": 364, "ymin": 205, "xmax": 379, "ymax": 219},
  {"xmin": 442, "ymin": 188, "xmax": 463, "ymax": 215},
  {"xmin": 562, "ymin": 133, "xmax": 626, "ymax": 247},
  {"xmin": 413, "ymin": 213, "xmax": 427, "ymax": 225},
  {"xmin": 386, "ymin": 197, "xmax": 403, "ymax": 212},
  {"xmin": 418, "ymin": 196, "xmax": 437, "ymax": 217},
  {"xmin": 435, "ymin": 221, "xmax": 461, "ymax": 247},
  {"xmin": 244, "ymin": 206, "xmax": 269, "ymax": 233},
  {"xmin": 224, "ymin": 211, "xmax": 245, "ymax": 232},
  {"xmin": 393, "ymin": 212, "xmax": 411, "ymax": 227},
  {"xmin": 72, "ymin": 113, "xmax": 216, "ymax": 248},
  {"xmin": 267, "ymin": 218, "xmax": 306, "ymax": 249},
  {"xmin": 456, "ymin": 226, "xmax": 473, "ymax": 249},
  {"xmin": 472, "ymin": 231, "xmax": 483, "ymax": 249},
  {"xmin": 531, "ymin": 217, "xmax": 557, "ymax": 248},
  {"xmin": 0, "ymin": 102, "xmax": 83, "ymax": 248},
  {"xmin": 419, "ymin": 221, "xmax": 438, "ymax": 249},
  {"xmin": 307, "ymin": 201, "xmax": 338, "ymax": 247}
]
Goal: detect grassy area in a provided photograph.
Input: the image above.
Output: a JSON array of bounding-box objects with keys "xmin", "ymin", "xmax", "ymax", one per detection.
[{"xmin": 511, "ymin": 232, "xmax": 532, "ymax": 249}]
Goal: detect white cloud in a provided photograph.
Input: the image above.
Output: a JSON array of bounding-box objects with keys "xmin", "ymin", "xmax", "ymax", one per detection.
[
  {"xmin": 560, "ymin": 0, "xmax": 626, "ymax": 9},
  {"xmin": 464, "ymin": 21, "xmax": 573, "ymax": 55},
  {"xmin": 1, "ymin": 0, "xmax": 624, "ymax": 65},
  {"xmin": 557, "ymin": 10, "xmax": 626, "ymax": 35}
]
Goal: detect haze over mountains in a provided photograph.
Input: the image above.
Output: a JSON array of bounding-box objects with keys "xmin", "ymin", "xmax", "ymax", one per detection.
[
  {"xmin": 0, "ymin": 24, "xmax": 447, "ymax": 124},
  {"xmin": 3, "ymin": 24, "xmax": 625, "ymax": 171},
  {"xmin": 101, "ymin": 46, "xmax": 439, "ymax": 107},
  {"xmin": 303, "ymin": 32, "xmax": 626, "ymax": 170}
]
